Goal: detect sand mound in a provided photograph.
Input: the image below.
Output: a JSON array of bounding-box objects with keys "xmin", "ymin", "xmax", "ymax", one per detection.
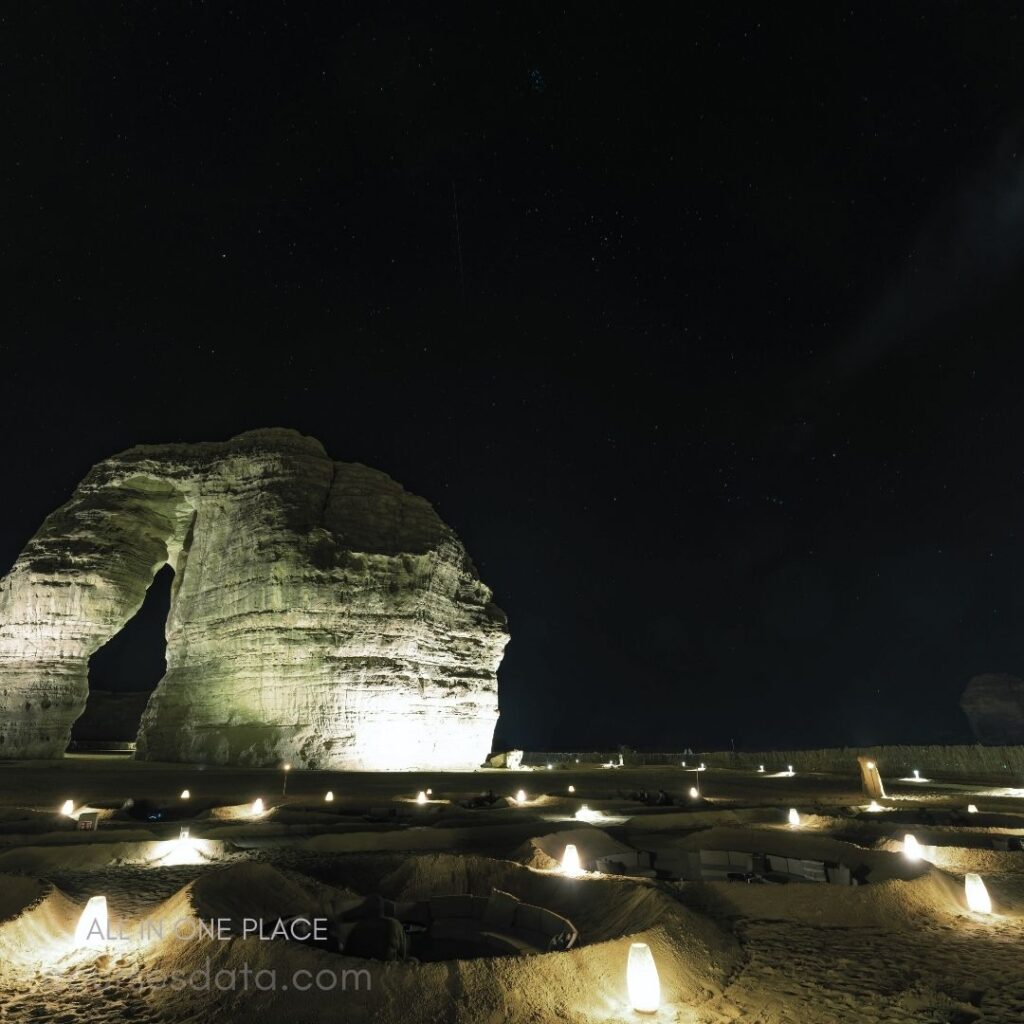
[
  {"xmin": 0, "ymin": 874, "xmax": 82, "ymax": 968},
  {"xmin": 0, "ymin": 838, "xmax": 232, "ymax": 872},
  {"xmin": 189, "ymin": 861, "xmax": 358, "ymax": 928},
  {"xmin": 510, "ymin": 826, "xmax": 636, "ymax": 870}
]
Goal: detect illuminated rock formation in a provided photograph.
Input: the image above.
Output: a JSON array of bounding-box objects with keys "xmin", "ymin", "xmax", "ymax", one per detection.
[
  {"xmin": 961, "ymin": 673, "xmax": 1024, "ymax": 745},
  {"xmin": 0, "ymin": 429, "xmax": 508, "ymax": 768}
]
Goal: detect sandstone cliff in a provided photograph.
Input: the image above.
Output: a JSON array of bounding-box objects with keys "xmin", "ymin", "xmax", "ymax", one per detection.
[{"xmin": 0, "ymin": 429, "xmax": 508, "ymax": 768}]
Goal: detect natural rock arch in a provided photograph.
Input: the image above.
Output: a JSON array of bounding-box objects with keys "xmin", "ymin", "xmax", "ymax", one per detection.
[{"xmin": 0, "ymin": 429, "xmax": 508, "ymax": 769}]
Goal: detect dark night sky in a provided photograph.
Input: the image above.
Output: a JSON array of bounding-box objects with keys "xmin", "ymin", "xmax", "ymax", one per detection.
[{"xmin": 5, "ymin": 3, "xmax": 1024, "ymax": 751}]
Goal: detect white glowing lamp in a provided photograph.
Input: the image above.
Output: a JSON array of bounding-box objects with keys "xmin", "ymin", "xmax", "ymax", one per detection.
[
  {"xmin": 74, "ymin": 895, "xmax": 108, "ymax": 947},
  {"xmin": 575, "ymin": 804, "xmax": 601, "ymax": 823},
  {"xmin": 325, "ymin": 790, "xmax": 334, "ymax": 802},
  {"xmin": 967, "ymin": 804, "xmax": 978, "ymax": 814},
  {"xmin": 626, "ymin": 941, "xmax": 661, "ymax": 1014},
  {"xmin": 180, "ymin": 789, "xmax": 190, "ymax": 800},
  {"xmin": 758, "ymin": 764, "xmax": 765, "ymax": 773},
  {"xmin": 61, "ymin": 799, "xmax": 74, "ymax": 817},
  {"xmin": 689, "ymin": 786, "xmax": 699, "ymax": 799},
  {"xmin": 965, "ymin": 872, "xmax": 992, "ymax": 914},
  {"xmin": 699, "ymin": 762, "xmax": 706, "ymax": 771},
  {"xmin": 546, "ymin": 763, "xmax": 553, "ymax": 770},
  {"xmin": 867, "ymin": 761, "xmax": 875, "ymax": 770},
  {"xmin": 912, "ymin": 769, "xmax": 921, "ymax": 781},
  {"xmin": 788, "ymin": 764, "xmax": 795, "ymax": 774},
  {"xmin": 903, "ymin": 834, "xmax": 922, "ymax": 861},
  {"xmin": 568, "ymin": 785, "xmax": 575, "ymax": 793},
  {"xmin": 681, "ymin": 760, "xmax": 686, "ymax": 767},
  {"xmin": 867, "ymin": 800, "xmax": 882, "ymax": 812},
  {"xmin": 426, "ymin": 788, "xmax": 433, "ymax": 795},
  {"xmin": 179, "ymin": 826, "xmax": 190, "ymax": 841},
  {"xmin": 561, "ymin": 843, "xmax": 582, "ymax": 877},
  {"xmin": 251, "ymin": 797, "xmax": 264, "ymax": 815},
  {"xmin": 516, "ymin": 789, "xmax": 527, "ymax": 804},
  {"xmin": 416, "ymin": 791, "xmax": 428, "ymax": 805},
  {"xmin": 788, "ymin": 808, "xmax": 800, "ymax": 827}
]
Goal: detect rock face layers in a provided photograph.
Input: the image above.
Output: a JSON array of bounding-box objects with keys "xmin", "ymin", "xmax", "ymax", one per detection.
[
  {"xmin": 0, "ymin": 429, "xmax": 508, "ymax": 768},
  {"xmin": 961, "ymin": 673, "xmax": 1024, "ymax": 745}
]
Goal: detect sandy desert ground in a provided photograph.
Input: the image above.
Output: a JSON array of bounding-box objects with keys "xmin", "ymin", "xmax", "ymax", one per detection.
[{"xmin": 0, "ymin": 755, "xmax": 1022, "ymax": 1023}]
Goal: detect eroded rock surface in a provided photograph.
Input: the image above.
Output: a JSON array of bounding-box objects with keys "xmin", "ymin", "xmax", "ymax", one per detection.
[
  {"xmin": 960, "ymin": 673, "xmax": 1024, "ymax": 745},
  {"xmin": 0, "ymin": 429, "xmax": 507, "ymax": 768}
]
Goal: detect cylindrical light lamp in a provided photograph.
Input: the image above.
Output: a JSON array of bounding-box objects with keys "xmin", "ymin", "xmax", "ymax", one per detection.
[{"xmin": 626, "ymin": 941, "xmax": 661, "ymax": 1014}]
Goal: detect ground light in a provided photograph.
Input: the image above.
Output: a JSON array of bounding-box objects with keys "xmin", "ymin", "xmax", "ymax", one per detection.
[
  {"xmin": 788, "ymin": 764, "xmax": 795, "ymax": 775},
  {"xmin": 251, "ymin": 798, "xmax": 264, "ymax": 815},
  {"xmin": 968, "ymin": 804, "xmax": 978, "ymax": 814},
  {"xmin": 61, "ymin": 799, "xmax": 74, "ymax": 816},
  {"xmin": 965, "ymin": 873, "xmax": 992, "ymax": 914},
  {"xmin": 426, "ymin": 788, "xmax": 433, "ymax": 795},
  {"xmin": 689, "ymin": 786, "xmax": 699, "ymax": 799},
  {"xmin": 416, "ymin": 791, "xmax": 428, "ymax": 805},
  {"xmin": 180, "ymin": 789, "xmax": 190, "ymax": 799},
  {"xmin": 74, "ymin": 896, "xmax": 108, "ymax": 947},
  {"xmin": 788, "ymin": 808, "xmax": 800, "ymax": 827},
  {"xmin": 626, "ymin": 941, "xmax": 661, "ymax": 1014},
  {"xmin": 325, "ymin": 790, "xmax": 334, "ymax": 802},
  {"xmin": 561, "ymin": 844, "xmax": 582, "ymax": 877},
  {"xmin": 179, "ymin": 826, "xmax": 189, "ymax": 841},
  {"xmin": 568, "ymin": 785, "xmax": 575, "ymax": 793},
  {"xmin": 867, "ymin": 801, "xmax": 882, "ymax": 812},
  {"xmin": 903, "ymin": 834, "xmax": 923, "ymax": 862},
  {"xmin": 282, "ymin": 763, "xmax": 292, "ymax": 796},
  {"xmin": 516, "ymin": 789, "xmax": 527, "ymax": 804},
  {"xmin": 758, "ymin": 764, "xmax": 765, "ymax": 773},
  {"xmin": 575, "ymin": 805, "xmax": 602, "ymax": 823}
]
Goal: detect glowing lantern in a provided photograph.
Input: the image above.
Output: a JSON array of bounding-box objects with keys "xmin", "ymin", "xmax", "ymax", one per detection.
[
  {"xmin": 251, "ymin": 798, "xmax": 264, "ymax": 815},
  {"xmin": 903, "ymin": 834, "xmax": 922, "ymax": 861},
  {"xmin": 180, "ymin": 789, "xmax": 190, "ymax": 800},
  {"xmin": 575, "ymin": 804, "xmax": 600, "ymax": 823},
  {"xmin": 965, "ymin": 873, "xmax": 992, "ymax": 914},
  {"xmin": 516, "ymin": 789, "xmax": 527, "ymax": 804},
  {"xmin": 416, "ymin": 791, "xmax": 428, "ymax": 805},
  {"xmin": 788, "ymin": 808, "xmax": 800, "ymax": 827},
  {"xmin": 546, "ymin": 763, "xmax": 553, "ymax": 770},
  {"xmin": 758, "ymin": 765, "xmax": 765, "ymax": 773},
  {"xmin": 626, "ymin": 941, "xmax": 661, "ymax": 1014},
  {"xmin": 681, "ymin": 761, "xmax": 686, "ymax": 767},
  {"xmin": 568, "ymin": 785, "xmax": 575, "ymax": 793},
  {"xmin": 912, "ymin": 769, "xmax": 921, "ymax": 781},
  {"xmin": 426, "ymin": 788, "xmax": 433, "ymax": 795},
  {"xmin": 689, "ymin": 786, "xmax": 699, "ymax": 799},
  {"xmin": 74, "ymin": 896, "xmax": 108, "ymax": 947},
  {"xmin": 699, "ymin": 762, "xmax": 706, "ymax": 771},
  {"xmin": 561, "ymin": 843, "xmax": 582, "ymax": 877},
  {"xmin": 325, "ymin": 791, "xmax": 334, "ymax": 802},
  {"xmin": 788, "ymin": 764, "xmax": 795, "ymax": 775},
  {"xmin": 867, "ymin": 801, "xmax": 882, "ymax": 812},
  {"xmin": 967, "ymin": 804, "xmax": 978, "ymax": 814},
  {"xmin": 61, "ymin": 799, "xmax": 74, "ymax": 817}
]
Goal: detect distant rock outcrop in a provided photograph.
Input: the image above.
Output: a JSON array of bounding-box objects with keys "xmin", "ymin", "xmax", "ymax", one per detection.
[
  {"xmin": 960, "ymin": 673, "xmax": 1024, "ymax": 745},
  {"xmin": 0, "ymin": 429, "xmax": 508, "ymax": 768}
]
